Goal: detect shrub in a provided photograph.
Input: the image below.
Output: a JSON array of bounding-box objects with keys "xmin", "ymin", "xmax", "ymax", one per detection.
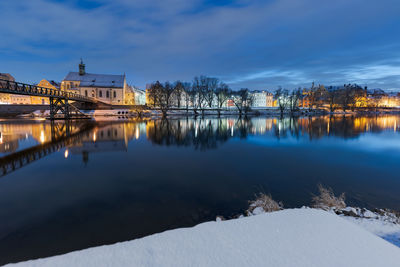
[
  {"xmin": 246, "ymin": 193, "xmax": 283, "ymax": 216},
  {"xmin": 312, "ymin": 184, "xmax": 346, "ymax": 210}
]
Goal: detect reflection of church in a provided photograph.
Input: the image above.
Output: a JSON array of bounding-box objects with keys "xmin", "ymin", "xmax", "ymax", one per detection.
[{"xmin": 67, "ymin": 123, "xmax": 144, "ymax": 164}]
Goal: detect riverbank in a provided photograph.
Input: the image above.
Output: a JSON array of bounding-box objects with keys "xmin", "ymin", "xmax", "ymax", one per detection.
[
  {"xmin": 6, "ymin": 208, "xmax": 400, "ymax": 267},
  {"xmin": 2, "ymin": 104, "xmax": 400, "ymax": 118}
]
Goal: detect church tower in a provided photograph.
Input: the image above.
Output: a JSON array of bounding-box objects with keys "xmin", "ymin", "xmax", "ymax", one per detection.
[{"xmin": 79, "ymin": 58, "xmax": 86, "ymax": 76}]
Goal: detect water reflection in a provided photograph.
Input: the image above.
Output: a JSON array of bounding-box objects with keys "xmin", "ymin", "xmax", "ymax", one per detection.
[
  {"xmin": 1, "ymin": 115, "xmax": 400, "ymax": 160},
  {"xmin": 1, "ymin": 115, "xmax": 400, "ymax": 265},
  {"xmin": 145, "ymin": 115, "xmax": 400, "ymax": 148},
  {"xmin": 146, "ymin": 118, "xmax": 253, "ymax": 150}
]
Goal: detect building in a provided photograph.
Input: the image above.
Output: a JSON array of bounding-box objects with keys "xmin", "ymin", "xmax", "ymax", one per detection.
[
  {"xmin": 124, "ymin": 85, "xmax": 135, "ymax": 105},
  {"xmin": 251, "ymin": 90, "xmax": 274, "ymax": 108},
  {"xmin": 0, "ymin": 73, "xmax": 33, "ymax": 104},
  {"xmin": 132, "ymin": 87, "xmax": 146, "ymax": 105},
  {"xmin": 123, "ymin": 85, "xmax": 146, "ymax": 105},
  {"xmin": 266, "ymin": 92, "xmax": 274, "ymax": 107},
  {"xmin": 32, "ymin": 79, "xmax": 60, "ymax": 105},
  {"xmin": 61, "ymin": 60, "xmax": 127, "ymax": 105},
  {"xmin": 0, "ymin": 73, "xmax": 15, "ymax": 104}
]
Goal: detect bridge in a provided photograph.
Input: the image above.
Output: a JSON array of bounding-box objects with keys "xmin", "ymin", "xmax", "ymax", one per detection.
[
  {"xmin": 0, "ymin": 79, "xmax": 99, "ymax": 119},
  {"xmin": 0, "ymin": 121, "xmax": 96, "ymax": 177}
]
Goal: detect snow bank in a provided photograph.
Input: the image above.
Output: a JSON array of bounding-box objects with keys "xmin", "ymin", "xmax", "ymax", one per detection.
[
  {"xmin": 6, "ymin": 209, "xmax": 400, "ymax": 267},
  {"xmin": 343, "ymin": 216, "xmax": 400, "ymax": 248}
]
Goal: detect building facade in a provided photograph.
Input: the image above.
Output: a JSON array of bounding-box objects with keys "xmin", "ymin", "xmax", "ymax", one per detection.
[
  {"xmin": 32, "ymin": 79, "xmax": 60, "ymax": 105},
  {"xmin": 132, "ymin": 87, "xmax": 146, "ymax": 105},
  {"xmin": 251, "ymin": 90, "xmax": 274, "ymax": 108},
  {"xmin": 61, "ymin": 60, "xmax": 127, "ymax": 105}
]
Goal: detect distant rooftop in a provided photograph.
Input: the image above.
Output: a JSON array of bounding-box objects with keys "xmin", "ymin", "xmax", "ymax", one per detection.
[
  {"xmin": 0, "ymin": 73, "xmax": 15, "ymax": 82},
  {"xmin": 63, "ymin": 72, "xmax": 125, "ymax": 88}
]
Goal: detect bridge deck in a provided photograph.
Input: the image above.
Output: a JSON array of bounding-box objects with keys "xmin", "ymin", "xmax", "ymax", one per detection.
[{"xmin": 0, "ymin": 79, "xmax": 96, "ymax": 103}]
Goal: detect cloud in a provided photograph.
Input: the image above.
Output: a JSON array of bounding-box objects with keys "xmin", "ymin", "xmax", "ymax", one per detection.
[{"xmin": 0, "ymin": 0, "xmax": 399, "ymax": 90}]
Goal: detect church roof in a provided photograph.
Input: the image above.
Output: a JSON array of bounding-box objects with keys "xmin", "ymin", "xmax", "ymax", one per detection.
[{"xmin": 63, "ymin": 72, "xmax": 125, "ymax": 88}]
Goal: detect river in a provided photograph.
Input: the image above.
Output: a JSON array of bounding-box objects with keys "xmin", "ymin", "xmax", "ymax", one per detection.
[{"xmin": 1, "ymin": 115, "xmax": 400, "ymax": 264}]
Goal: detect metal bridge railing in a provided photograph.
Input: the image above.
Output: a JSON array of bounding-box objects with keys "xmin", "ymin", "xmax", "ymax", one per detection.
[{"xmin": 0, "ymin": 79, "xmax": 96, "ymax": 103}]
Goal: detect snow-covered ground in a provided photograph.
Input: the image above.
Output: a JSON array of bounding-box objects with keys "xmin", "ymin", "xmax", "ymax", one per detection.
[
  {"xmin": 6, "ymin": 209, "xmax": 400, "ymax": 267},
  {"xmin": 335, "ymin": 207, "xmax": 400, "ymax": 248}
]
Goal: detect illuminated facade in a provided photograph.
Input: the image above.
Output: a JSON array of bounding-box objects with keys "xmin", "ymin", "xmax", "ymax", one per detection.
[
  {"xmin": 251, "ymin": 91, "xmax": 274, "ymax": 108},
  {"xmin": 0, "ymin": 73, "xmax": 31, "ymax": 104},
  {"xmin": 32, "ymin": 79, "xmax": 60, "ymax": 105},
  {"xmin": 61, "ymin": 60, "xmax": 128, "ymax": 105}
]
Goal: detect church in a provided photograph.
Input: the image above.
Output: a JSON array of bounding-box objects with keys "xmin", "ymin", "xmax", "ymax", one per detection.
[{"xmin": 61, "ymin": 60, "xmax": 128, "ymax": 105}]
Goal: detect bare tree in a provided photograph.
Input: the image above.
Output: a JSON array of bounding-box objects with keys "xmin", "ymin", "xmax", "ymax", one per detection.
[
  {"xmin": 204, "ymin": 77, "xmax": 218, "ymax": 108},
  {"xmin": 173, "ymin": 81, "xmax": 185, "ymax": 108},
  {"xmin": 275, "ymin": 88, "xmax": 289, "ymax": 116},
  {"xmin": 188, "ymin": 84, "xmax": 199, "ymax": 115},
  {"xmin": 289, "ymin": 89, "xmax": 301, "ymax": 113},
  {"xmin": 232, "ymin": 88, "xmax": 253, "ymax": 116},
  {"xmin": 147, "ymin": 81, "xmax": 174, "ymax": 117},
  {"xmin": 147, "ymin": 81, "xmax": 162, "ymax": 108},
  {"xmin": 193, "ymin": 76, "xmax": 207, "ymax": 115},
  {"xmin": 324, "ymin": 87, "xmax": 339, "ymax": 113},
  {"xmin": 339, "ymin": 84, "xmax": 354, "ymax": 112},
  {"xmin": 215, "ymin": 82, "xmax": 231, "ymax": 117},
  {"xmin": 182, "ymin": 82, "xmax": 192, "ymax": 113}
]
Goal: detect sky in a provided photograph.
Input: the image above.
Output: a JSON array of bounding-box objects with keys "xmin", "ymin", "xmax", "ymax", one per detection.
[{"xmin": 1, "ymin": 0, "xmax": 400, "ymax": 91}]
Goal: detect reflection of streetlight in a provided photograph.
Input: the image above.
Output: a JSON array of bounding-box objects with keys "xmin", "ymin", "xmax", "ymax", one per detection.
[
  {"xmin": 64, "ymin": 149, "xmax": 69, "ymax": 158},
  {"xmin": 40, "ymin": 130, "xmax": 45, "ymax": 143},
  {"xmin": 135, "ymin": 127, "xmax": 139, "ymax": 139}
]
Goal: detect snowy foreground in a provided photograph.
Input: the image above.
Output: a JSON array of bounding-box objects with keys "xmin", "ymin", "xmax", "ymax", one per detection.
[{"xmin": 7, "ymin": 209, "xmax": 400, "ymax": 267}]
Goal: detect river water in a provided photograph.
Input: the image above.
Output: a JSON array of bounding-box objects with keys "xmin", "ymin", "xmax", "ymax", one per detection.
[{"xmin": 1, "ymin": 115, "xmax": 400, "ymax": 264}]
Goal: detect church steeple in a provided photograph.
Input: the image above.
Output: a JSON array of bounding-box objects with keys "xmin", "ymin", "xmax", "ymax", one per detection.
[{"xmin": 79, "ymin": 58, "xmax": 86, "ymax": 76}]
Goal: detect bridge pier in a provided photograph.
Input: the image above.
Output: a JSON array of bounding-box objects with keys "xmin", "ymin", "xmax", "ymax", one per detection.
[{"xmin": 49, "ymin": 97, "xmax": 70, "ymax": 120}]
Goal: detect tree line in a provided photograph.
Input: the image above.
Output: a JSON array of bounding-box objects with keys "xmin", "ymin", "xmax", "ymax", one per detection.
[
  {"xmin": 147, "ymin": 76, "xmax": 254, "ymax": 117},
  {"xmin": 275, "ymin": 83, "xmax": 387, "ymax": 115}
]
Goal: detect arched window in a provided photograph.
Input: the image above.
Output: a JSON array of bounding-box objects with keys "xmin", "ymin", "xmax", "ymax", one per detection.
[
  {"xmin": 99, "ymin": 90, "xmax": 103, "ymax": 97},
  {"xmin": 85, "ymin": 90, "xmax": 88, "ymax": 97},
  {"xmin": 106, "ymin": 91, "xmax": 110, "ymax": 98},
  {"xmin": 113, "ymin": 91, "xmax": 116, "ymax": 98}
]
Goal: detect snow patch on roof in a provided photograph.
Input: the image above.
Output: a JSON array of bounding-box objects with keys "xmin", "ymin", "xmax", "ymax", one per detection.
[{"xmin": 63, "ymin": 72, "xmax": 125, "ymax": 88}]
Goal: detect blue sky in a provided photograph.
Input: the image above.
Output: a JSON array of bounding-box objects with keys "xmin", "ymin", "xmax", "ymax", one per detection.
[{"xmin": 1, "ymin": 0, "xmax": 400, "ymax": 90}]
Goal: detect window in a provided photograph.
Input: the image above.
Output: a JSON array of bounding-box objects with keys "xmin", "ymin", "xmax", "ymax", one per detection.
[
  {"xmin": 106, "ymin": 91, "xmax": 110, "ymax": 98},
  {"xmin": 99, "ymin": 90, "xmax": 103, "ymax": 97},
  {"xmin": 85, "ymin": 90, "xmax": 88, "ymax": 97},
  {"xmin": 113, "ymin": 91, "xmax": 116, "ymax": 98}
]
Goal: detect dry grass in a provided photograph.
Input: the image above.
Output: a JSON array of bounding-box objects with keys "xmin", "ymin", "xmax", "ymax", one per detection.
[
  {"xmin": 312, "ymin": 184, "xmax": 346, "ymax": 210},
  {"xmin": 246, "ymin": 193, "xmax": 283, "ymax": 215}
]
